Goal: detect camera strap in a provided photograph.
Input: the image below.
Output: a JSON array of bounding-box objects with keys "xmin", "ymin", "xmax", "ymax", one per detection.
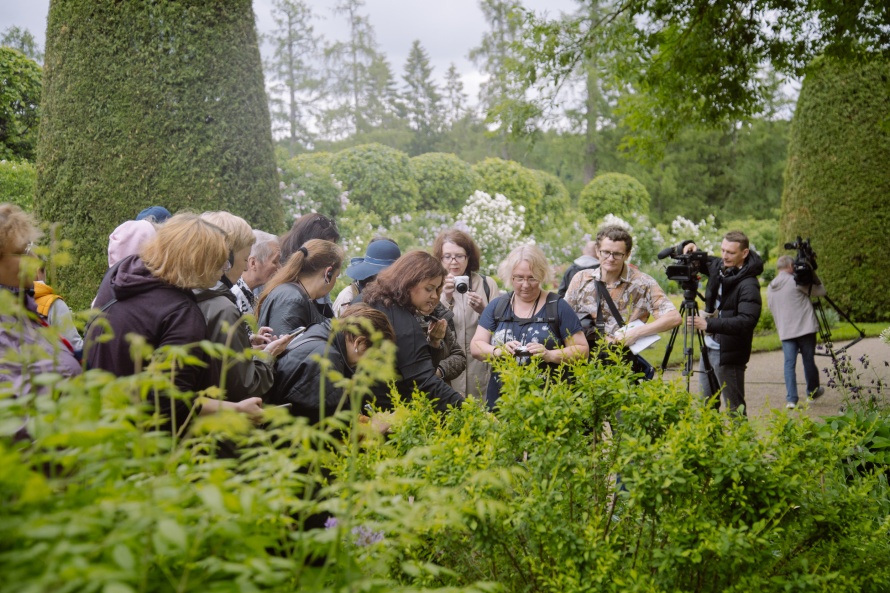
[{"xmin": 595, "ymin": 280, "xmax": 626, "ymax": 333}]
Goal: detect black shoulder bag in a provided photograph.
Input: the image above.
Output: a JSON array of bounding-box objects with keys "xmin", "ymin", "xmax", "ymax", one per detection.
[{"xmin": 585, "ymin": 280, "xmax": 655, "ymax": 381}]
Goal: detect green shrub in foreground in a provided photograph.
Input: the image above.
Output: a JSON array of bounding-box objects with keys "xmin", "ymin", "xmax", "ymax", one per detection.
[{"xmin": 3, "ymin": 300, "xmax": 890, "ymax": 592}]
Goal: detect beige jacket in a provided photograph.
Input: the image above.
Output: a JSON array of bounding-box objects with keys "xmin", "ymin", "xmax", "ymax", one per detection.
[{"xmin": 442, "ymin": 272, "xmax": 500, "ymax": 397}]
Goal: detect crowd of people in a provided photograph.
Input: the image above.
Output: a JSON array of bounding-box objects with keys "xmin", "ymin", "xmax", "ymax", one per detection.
[{"xmin": 2, "ymin": 200, "xmax": 826, "ymax": 432}]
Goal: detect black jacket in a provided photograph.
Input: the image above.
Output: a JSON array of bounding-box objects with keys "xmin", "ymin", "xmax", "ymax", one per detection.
[
  {"xmin": 701, "ymin": 250, "xmax": 764, "ymax": 365},
  {"xmin": 266, "ymin": 324, "xmax": 356, "ymax": 424},
  {"xmin": 366, "ymin": 301, "xmax": 465, "ymax": 412},
  {"xmin": 258, "ymin": 281, "xmax": 328, "ymax": 337},
  {"xmin": 87, "ymin": 255, "xmax": 210, "ymax": 432}
]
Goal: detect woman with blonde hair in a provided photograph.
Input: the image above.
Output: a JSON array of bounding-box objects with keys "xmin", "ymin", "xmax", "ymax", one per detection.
[
  {"xmin": 1, "ymin": 203, "xmax": 81, "ymax": 407},
  {"xmin": 86, "ymin": 213, "xmax": 264, "ymax": 433},
  {"xmin": 361, "ymin": 250, "xmax": 464, "ymax": 412},
  {"xmin": 257, "ymin": 239, "xmax": 344, "ymax": 336},
  {"xmin": 471, "ymin": 244, "xmax": 588, "ymax": 408},
  {"xmin": 194, "ymin": 212, "xmax": 292, "ymax": 402},
  {"xmin": 268, "ymin": 303, "xmax": 396, "ymax": 423}
]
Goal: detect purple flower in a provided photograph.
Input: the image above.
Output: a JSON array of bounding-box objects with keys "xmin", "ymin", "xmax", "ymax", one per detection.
[
  {"xmin": 352, "ymin": 525, "xmax": 384, "ymax": 546},
  {"xmin": 324, "ymin": 517, "xmax": 338, "ymax": 529}
]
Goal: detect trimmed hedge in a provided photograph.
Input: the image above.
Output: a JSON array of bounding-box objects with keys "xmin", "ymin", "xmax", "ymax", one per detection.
[
  {"xmin": 780, "ymin": 56, "xmax": 890, "ymax": 321},
  {"xmin": 0, "ymin": 48, "xmax": 41, "ymax": 162},
  {"xmin": 578, "ymin": 172, "xmax": 650, "ymax": 223},
  {"xmin": 330, "ymin": 143, "xmax": 419, "ymax": 217},
  {"xmin": 36, "ymin": 0, "xmax": 282, "ymax": 308},
  {"xmin": 0, "ymin": 159, "xmax": 36, "ymax": 211},
  {"xmin": 471, "ymin": 157, "xmax": 543, "ymax": 233},
  {"xmin": 410, "ymin": 152, "xmax": 480, "ymax": 213}
]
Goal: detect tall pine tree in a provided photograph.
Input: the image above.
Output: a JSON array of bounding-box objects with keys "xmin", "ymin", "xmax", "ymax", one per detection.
[
  {"xmin": 401, "ymin": 40, "xmax": 443, "ymax": 155},
  {"xmin": 265, "ymin": 0, "xmax": 324, "ymax": 149}
]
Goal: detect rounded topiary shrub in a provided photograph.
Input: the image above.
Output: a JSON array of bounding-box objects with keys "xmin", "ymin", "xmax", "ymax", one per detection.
[
  {"xmin": 410, "ymin": 152, "xmax": 480, "ymax": 213},
  {"xmin": 472, "ymin": 157, "xmax": 543, "ymax": 233},
  {"xmin": 36, "ymin": 0, "xmax": 283, "ymax": 308},
  {"xmin": 0, "ymin": 159, "xmax": 36, "ymax": 211},
  {"xmin": 579, "ymin": 172, "xmax": 650, "ymax": 224},
  {"xmin": 279, "ymin": 154, "xmax": 345, "ymax": 220},
  {"xmin": 780, "ymin": 55, "xmax": 890, "ymax": 321},
  {"xmin": 330, "ymin": 143, "xmax": 419, "ymax": 217}
]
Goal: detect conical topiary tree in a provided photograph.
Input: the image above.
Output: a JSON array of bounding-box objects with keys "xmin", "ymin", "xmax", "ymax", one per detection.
[
  {"xmin": 36, "ymin": 0, "xmax": 283, "ymax": 308},
  {"xmin": 779, "ymin": 56, "xmax": 890, "ymax": 321}
]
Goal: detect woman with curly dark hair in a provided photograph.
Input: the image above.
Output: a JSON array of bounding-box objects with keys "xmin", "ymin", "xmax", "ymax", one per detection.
[{"xmin": 361, "ymin": 250, "xmax": 464, "ymax": 412}]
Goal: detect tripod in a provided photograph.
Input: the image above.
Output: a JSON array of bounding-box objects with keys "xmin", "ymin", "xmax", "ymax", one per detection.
[
  {"xmin": 661, "ymin": 283, "xmax": 720, "ymax": 395},
  {"xmin": 812, "ymin": 294, "xmax": 865, "ymax": 361}
]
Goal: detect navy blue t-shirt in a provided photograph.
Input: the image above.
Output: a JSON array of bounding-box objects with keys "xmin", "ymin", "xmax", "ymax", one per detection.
[{"xmin": 478, "ymin": 293, "xmax": 582, "ymax": 407}]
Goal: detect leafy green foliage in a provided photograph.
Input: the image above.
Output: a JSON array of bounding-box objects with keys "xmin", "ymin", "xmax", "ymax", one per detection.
[
  {"xmin": 0, "ymin": 48, "xmax": 41, "ymax": 162},
  {"xmin": 780, "ymin": 56, "xmax": 890, "ymax": 321},
  {"xmin": 579, "ymin": 172, "xmax": 650, "ymax": 223},
  {"xmin": 410, "ymin": 152, "xmax": 480, "ymax": 213},
  {"xmin": 4, "ymin": 287, "xmax": 890, "ymax": 591},
  {"xmin": 0, "ymin": 159, "xmax": 36, "ymax": 211},
  {"xmin": 330, "ymin": 143, "xmax": 419, "ymax": 217},
  {"xmin": 472, "ymin": 157, "xmax": 544, "ymax": 233},
  {"xmin": 36, "ymin": 0, "xmax": 283, "ymax": 309}
]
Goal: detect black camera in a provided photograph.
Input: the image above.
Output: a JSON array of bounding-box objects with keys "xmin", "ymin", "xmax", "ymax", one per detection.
[
  {"xmin": 784, "ymin": 236, "xmax": 817, "ymax": 286},
  {"xmin": 513, "ymin": 345, "xmax": 531, "ymax": 366},
  {"xmin": 658, "ymin": 242, "xmax": 710, "ymax": 286}
]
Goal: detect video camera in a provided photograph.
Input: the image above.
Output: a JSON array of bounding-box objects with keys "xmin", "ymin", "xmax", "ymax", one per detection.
[
  {"xmin": 783, "ymin": 236, "xmax": 817, "ymax": 286},
  {"xmin": 657, "ymin": 241, "xmax": 711, "ymax": 287}
]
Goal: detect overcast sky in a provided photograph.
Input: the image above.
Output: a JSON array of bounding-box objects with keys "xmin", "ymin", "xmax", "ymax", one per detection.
[{"xmin": 1, "ymin": 0, "xmax": 577, "ymax": 99}]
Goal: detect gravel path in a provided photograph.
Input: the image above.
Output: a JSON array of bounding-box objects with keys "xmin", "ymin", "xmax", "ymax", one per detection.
[{"xmin": 662, "ymin": 336, "xmax": 890, "ymax": 420}]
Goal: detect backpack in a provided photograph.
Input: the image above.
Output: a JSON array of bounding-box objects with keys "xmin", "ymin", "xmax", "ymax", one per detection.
[
  {"xmin": 491, "ymin": 291, "xmax": 565, "ymax": 345},
  {"xmin": 479, "ymin": 273, "xmax": 492, "ymax": 302}
]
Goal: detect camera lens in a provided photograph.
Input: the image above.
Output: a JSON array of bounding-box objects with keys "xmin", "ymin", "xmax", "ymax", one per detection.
[{"xmin": 456, "ymin": 282, "xmax": 469, "ymax": 294}]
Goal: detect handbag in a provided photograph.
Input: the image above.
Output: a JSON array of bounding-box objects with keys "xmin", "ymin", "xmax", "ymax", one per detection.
[{"xmin": 579, "ymin": 280, "xmax": 655, "ymax": 381}]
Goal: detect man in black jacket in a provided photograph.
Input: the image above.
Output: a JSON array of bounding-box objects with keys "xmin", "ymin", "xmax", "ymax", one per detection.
[{"xmin": 684, "ymin": 231, "xmax": 763, "ymax": 415}]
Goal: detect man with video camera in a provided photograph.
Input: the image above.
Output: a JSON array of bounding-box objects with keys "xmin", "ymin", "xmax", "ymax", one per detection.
[
  {"xmin": 767, "ymin": 254, "xmax": 826, "ymax": 409},
  {"xmin": 684, "ymin": 231, "xmax": 764, "ymax": 415}
]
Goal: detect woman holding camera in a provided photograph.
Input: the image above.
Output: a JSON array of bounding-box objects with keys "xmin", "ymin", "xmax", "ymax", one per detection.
[
  {"xmin": 470, "ymin": 244, "xmax": 587, "ymax": 408},
  {"xmin": 361, "ymin": 250, "xmax": 465, "ymax": 412},
  {"xmin": 433, "ymin": 229, "xmax": 499, "ymax": 398}
]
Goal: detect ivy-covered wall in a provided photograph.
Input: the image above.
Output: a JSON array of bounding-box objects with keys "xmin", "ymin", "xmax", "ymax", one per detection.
[
  {"xmin": 36, "ymin": 0, "xmax": 283, "ymax": 308},
  {"xmin": 780, "ymin": 56, "xmax": 890, "ymax": 321}
]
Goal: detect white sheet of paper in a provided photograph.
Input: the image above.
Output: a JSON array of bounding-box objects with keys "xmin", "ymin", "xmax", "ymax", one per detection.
[{"xmin": 613, "ymin": 319, "xmax": 660, "ymax": 355}]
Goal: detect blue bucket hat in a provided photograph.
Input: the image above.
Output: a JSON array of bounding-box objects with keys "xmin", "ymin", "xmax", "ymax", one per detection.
[
  {"xmin": 135, "ymin": 206, "xmax": 172, "ymax": 223},
  {"xmin": 346, "ymin": 239, "xmax": 401, "ymax": 281}
]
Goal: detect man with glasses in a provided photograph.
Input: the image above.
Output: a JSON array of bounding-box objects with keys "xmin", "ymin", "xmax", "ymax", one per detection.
[{"xmin": 565, "ymin": 225, "xmax": 680, "ymax": 348}]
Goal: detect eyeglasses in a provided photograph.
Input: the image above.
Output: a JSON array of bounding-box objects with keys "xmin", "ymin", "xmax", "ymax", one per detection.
[
  {"xmin": 600, "ymin": 250, "xmax": 627, "ymax": 260},
  {"xmin": 442, "ymin": 253, "xmax": 467, "ymax": 262},
  {"xmin": 511, "ymin": 276, "xmax": 540, "ymax": 286}
]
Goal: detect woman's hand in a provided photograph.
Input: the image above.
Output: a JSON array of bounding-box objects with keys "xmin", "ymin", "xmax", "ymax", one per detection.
[
  {"xmin": 251, "ymin": 326, "xmax": 275, "ymax": 348},
  {"xmin": 467, "ymin": 290, "xmax": 486, "ymax": 314},
  {"xmin": 428, "ymin": 318, "xmax": 447, "ymax": 348},
  {"xmin": 264, "ymin": 332, "xmax": 296, "ymax": 357},
  {"xmin": 234, "ymin": 397, "xmax": 264, "ymax": 422},
  {"xmin": 442, "ymin": 274, "xmax": 456, "ymax": 303}
]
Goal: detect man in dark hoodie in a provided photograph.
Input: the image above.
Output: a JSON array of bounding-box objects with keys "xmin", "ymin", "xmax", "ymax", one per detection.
[{"xmin": 684, "ymin": 231, "xmax": 764, "ymax": 415}]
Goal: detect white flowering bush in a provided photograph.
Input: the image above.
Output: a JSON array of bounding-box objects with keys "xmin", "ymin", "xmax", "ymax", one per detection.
[
  {"xmin": 664, "ymin": 214, "xmax": 721, "ymax": 255},
  {"xmin": 279, "ymin": 159, "xmax": 348, "ymax": 220},
  {"xmin": 336, "ymin": 204, "xmax": 385, "ymax": 262},
  {"xmin": 458, "ymin": 191, "xmax": 525, "ymax": 274}
]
